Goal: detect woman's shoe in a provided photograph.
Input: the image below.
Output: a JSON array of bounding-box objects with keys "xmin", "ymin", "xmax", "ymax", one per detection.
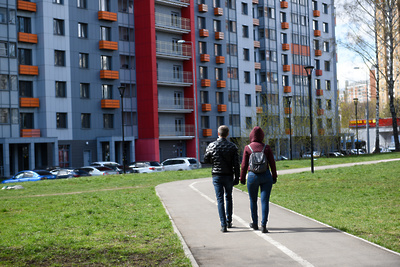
[{"xmin": 249, "ymin": 223, "xmax": 258, "ymax": 230}]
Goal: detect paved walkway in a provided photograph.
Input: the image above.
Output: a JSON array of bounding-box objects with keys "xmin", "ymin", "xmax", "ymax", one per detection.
[{"xmin": 156, "ymin": 159, "xmax": 400, "ymax": 266}]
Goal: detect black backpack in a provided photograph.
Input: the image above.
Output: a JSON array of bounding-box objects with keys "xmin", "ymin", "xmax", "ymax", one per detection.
[{"xmin": 248, "ymin": 144, "xmax": 268, "ymax": 174}]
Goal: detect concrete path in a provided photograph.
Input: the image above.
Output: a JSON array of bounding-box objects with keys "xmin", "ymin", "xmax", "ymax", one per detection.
[{"xmin": 156, "ymin": 159, "xmax": 400, "ymax": 266}]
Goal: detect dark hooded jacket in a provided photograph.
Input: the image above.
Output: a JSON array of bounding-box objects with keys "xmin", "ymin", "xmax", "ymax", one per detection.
[{"xmin": 240, "ymin": 126, "xmax": 277, "ymax": 184}]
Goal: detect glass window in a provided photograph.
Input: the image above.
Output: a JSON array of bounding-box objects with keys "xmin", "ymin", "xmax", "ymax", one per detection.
[
  {"xmin": 217, "ymin": 116, "xmax": 224, "ymax": 127},
  {"xmin": 245, "ymin": 94, "xmax": 251, "ymax": 106},
  {"xmin": 199, "ymin": 66, "xmax": 208, "ymax": 79},
  {"xmin": 56, "ymin": 81, "xmax": 66, "ymax": 97},
  {"xmin": 53, "ymin": 0, "xmax": 64, "ymax": 4},
  {"xmin": 55, "ymin": 50, "xmax": 65, "ymax": 66},
  {"xmin": 20, "ymin": 113, "xmax": 33, "ymax": 128},
  {"xmin": 215, "ymin": 68, "xmax": 223, "ymax": 80},
  {"xmin": 77, "ymin": 0, "xmax": 87, "ymax": 8},
  {"xmin": 242, "ymin": 25, "xmax": 249, "ymax": 37},
  {"xmin": 228, "ymin": 20, "xmax": 236, "ymax": 32},
  {"xmin": 199, "ymin": 41, "xmax": 207, "ymax": 54},
  {"xmin": 53, "ymin": 19, "xmax": 64, "ymax": 35},
  {"xmin": 246, "ymin": 117, "xmax": 252, "ymax": 129},
  {"xmin": 227, "ymin": 67, "xmax": 238, "ymax": 79},
  {"xmin": 324, "ymin": 41, "xmax": 330, "ymax": 52},
  {"xmin": 244, "ymin": 71, "xmax": 250, "ymax": 83},
  {"xmin": 99, "ymin": 0, "xmax": 110, "ymax": 11},
  {"xmin": 102, "ymin": 84, "xmax": 113, "ymax": 99},
  {"xmin": 213, "ymin": 20, "xmax": 221, "ymax": 32},
  {"xmin": 198, "ymin": 16, "xmax": 206, "ymax": 29},
  {"xmin": 0, "ymin": 42, "xmax": 6, "ymax": 57},
  {"xmin": 19, "ymin": 81, "xmax": 33, "ymax": 97},
  {"xmin": 18, "ymin": 16, "xmax": 31, "ymax": 33},
  {"xmin": 9, "ymin": 42, "xmax": 16, "ymax": 57},
  {"xmin": 323, "ymin": 22, "xmax": 329, "ymax": 33},
  {"xmin": 325, "ymin": 80, "xmax": 331, "ymax": 90},
  {"xmin": 0, "ymin": 8, "xmax": 7, "ymax": 24},
  {"xmin": 79, "ymin": 53, "xmax": 88, "ymax": 68},
  {"xmin": 0, "ymin": 75, "xmax": 8, "ymax": 90},
  {"xmin": 323, "ymin": 3, "xmax": 328, "ymax": 14},
  {"xmin": 229, "ymin": 114, "xmax": 240, "ymax": 127},
  {"xmin": 324, "ymin": 60, "xmax": 330, "ymax": 71},
  {"xmin": 81, "ymin": 113, "xmax": 91, "ymax": 128},
  {"xmin": 100, "ymin": 26, "xmax": 111, "ymax": 41},
  {"xmin": 228, "ymin": 91, "xmax": 239, "ymax": 103},
  {"xmin": 200, "ymin": 91, "xmax": 209, "ymax": 103},
  {"xmin": 214, "ymin": 44, "xmax": 222, "ymax": 56},
  {"xmin": 57, "ymin": 113, "xmax": 67, "ymax": 128},
  {"xmin": 242, "ymin": 3, "xmax": 248, "ymax": 15},
  {"xmin": 216, "ymin": 92, "xmax": 223, "ymax": 104},
  {"xmin": 78, "ymin": 23, "xmax": 88, "ymax": 38},
  {"xmin": 201, "ymin": 116, "xmax": 210, "ymax": 128},
  {"xmin": 103, "ymin": 114, "xmax": 114, "ymax": 129},
  {"xmin": 80, "ymin": 83, "xmax": 90, "ymax": 98},
  {"xmin": 101, "ymin": 55, "xmax": 111, "ymax": 70},
  {"xmin": 243, "ymin": 48, "xmax": 250, "ymax": 60}
]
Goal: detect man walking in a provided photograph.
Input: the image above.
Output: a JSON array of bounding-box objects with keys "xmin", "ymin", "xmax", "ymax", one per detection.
[{"xmin": 204, "ymin": 125, "xmax": 240, "ymax": 232}]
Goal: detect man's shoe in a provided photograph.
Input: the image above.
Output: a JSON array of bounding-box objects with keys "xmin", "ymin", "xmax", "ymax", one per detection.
[
  {"xmin": 227, "ymin": 222, "xmax": 233, "ymax": 228},
  {"xmin": 261, "ymin": 226, "xmax": 269, "ymax": 233},
  {"xmin": 249, "ymin": 223, "xmax": 258, "ymax": 230},
  {"xmin": 220, "ymin": 226, "xmax": 227, "ymax": 233}
]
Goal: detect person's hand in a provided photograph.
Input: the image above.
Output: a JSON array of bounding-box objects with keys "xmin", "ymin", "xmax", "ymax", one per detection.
[
  {"xmin": 233, "ymin": 177, "xmax": 239, "ymax": 185},
  {"xmin": 240, "ymin": 180, "xmax": 246, "ymax": 185},
  {"xmin": 273, "ymin": 177, "xmax": 277, "ymax": 184}
]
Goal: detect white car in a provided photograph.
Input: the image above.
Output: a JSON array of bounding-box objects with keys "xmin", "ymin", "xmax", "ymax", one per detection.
[
  {"xmin": 161, "ymin": 157, "xmax": 202, "ymax": 171},
  {"xmin": 128, "ymin": 161, "xmax": 164, "ymax": 173},
  {"xmin": 78, "ymin": 166, "xmax": 119, "ymax": 176}
]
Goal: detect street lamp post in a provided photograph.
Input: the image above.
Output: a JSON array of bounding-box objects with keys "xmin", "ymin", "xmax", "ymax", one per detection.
[
  {"xmin": 354, "ymin": 67, "xmax": 370, "ymax": 153},
  {"xmin": 304, "ymin": 66, "xmax": 314, "ymax": 173},
  {"xmin": 177, "ymin": 40, "xmax": 199, "ymax": 162},
  {"xmin": 353, "ymin": 97, "xmax": 359, "ymax": 155},
  {"xmin": 118, "ymin": 86, "xmax": 126, "ymax": 174},
  {"xmin": 286, "ymin": 96, "xmax": 293, "ymax": 160}
]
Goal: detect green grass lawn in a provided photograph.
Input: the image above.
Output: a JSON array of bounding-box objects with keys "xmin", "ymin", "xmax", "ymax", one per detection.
[{"xmin": 0, "ymin": 153, "xmax": 399, "ymax": 266}]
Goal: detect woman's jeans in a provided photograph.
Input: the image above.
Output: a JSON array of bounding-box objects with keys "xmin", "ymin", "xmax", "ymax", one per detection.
[
  {"xmin": 247, "ymin": 170, "xmax": 273, "ymax": 227},
  {"xmin": 212, "ymin": 175, "xmax": 233, "ymax": 227}
]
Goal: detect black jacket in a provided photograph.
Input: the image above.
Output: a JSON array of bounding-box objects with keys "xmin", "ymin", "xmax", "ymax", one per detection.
[{"xmin": 204, "ymin": 137, "xmax": 240, "ymax": 180}]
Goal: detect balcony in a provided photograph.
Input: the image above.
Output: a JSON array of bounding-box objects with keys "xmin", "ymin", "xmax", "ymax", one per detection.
[
  {"xmin": 20, "ymin": 97, "xmax": 39, "ymax": 108},
  {"xmin": 217, "ymin": 80, "xmax": 226, "ymax": 88},
  {"xmin": 20, "ymin": 129, "xmax": 40, "ymax": 138},
  {"xmin": 99, "ymin": 40, "xmax": 118, "ymax": 50},
  {"xmin": 155, "ymin": 12, "xmax": 190, "ymax": 33},
  {"xmin": 159, "ymin": 97, "xmax": 194, "ymax": 113},
  {"xmin": 255, "ymin": 85, "xmax": 262, "ymax": 92},
  {"xmin": 282, "ymin": 43, "xmax": 290, "ymax": 50},
  {"xmin": 280, "ymin": 1, "xmax": 288, "ymax": 8},
  {"xmin": 254, "ymin": 41, "xmax": 260, "ymax": 48},
  {"xmin": 284, "ymin": 107, "xmax": 292, "ymax": 114},
  {"xmin": 214, "ymin": 7, "xmax": 223, "ymax": 16},
  {"xmin": 98, "ymin": 11, "xmax": 117, "ymax": 22},
  {"xmin": 283, "ymin": 65, "xmax": 290, "ymax": 72},
  {"xmin": 317, "ymin": 109, "xmax": 324, "ymax": 116},
  {"xmin": 313, "ymin": 10, "xmax": 320, "ymax": 17},
  {"xmin": 155, "ymin": 0, "xmax": 190, "ymax": 8},
  {"xmin": 255, "ymin": 62, "xmax": 261, "ymax": 69},
  {"xmin": 198, "ymin": 4, "xmax": 208, "ymax": 12},
  {"xmin": 253, "ymin": 18, "xmax": 260, "ymax": 26},
  {"xmin": 18, "ymin": 0, "xmax": 37, "ymax": 12},
  {"xmin": 281, "ymin": 22, "xmax": 289, "ymax": 29},
  {"xmin": 159, "ymin": 124, "xmax": 195, "ymax": 139},
  {"xmin": 156, "ymin": 41, "xmax": 191, "ymax": 59},
  {"xmin": 19, "ymin": 65, "xmax": 38, "ymax": 76},
  {"xmin": 316, "ymin": 89, "xmax": 324, "ymax": 96},
  {"xmin": 101, "ymin": 99, "xmax": 120, "ymax": 109},
  {"xmin": 315, "ymin": 49, "xmax": 322, "ymax": 56},
  {"xmin": 217, "ymin": 104, "xmax": 227, "ymax": 112},
  {"xmin": 318, "ymin": 129, "xmax": 325, "ymax": 135},
  {"xmin": 157, "ymin": 69, "xmax": 192, "ymax": 86},
  {"xmin": 201, "ymin": 79, "xmax": 211, "ymax": 87},
  {"xmin": 200, "ymin": 54, "xmax": 210, "ymax": 62},
  {"xmin": 18, "ymin": 32, "xmax": 38, "ymax": 44},
  {"xmin": 216, "ymin": 56, "xmax": 225, "ymax": 64},
  {"xmin": 284, "ymin": 86, "xmax": 291, "ymax": 93},
  {"xmin": 285, "ymin": 129, "xmax": 293, "ymax": 135},
  {"xmin": 199, "ymin": 29, "xmax": 209, "ymax": 37},
  {"xmin": 316, "ymin": 69, "xmax": 323, "ymax": 76},
  {"xmin": 314, "ymin": 30, "xmax": 321, "ymax": 37},
  {"xmin": 215, "ymin": 32, "xmax": 224, "ymax": 40},
  {"xmin": 100, "ymin": 70, "xmax": 119, "ymax": 79},
  {"xmin": 256, "ymin": 107, "xmax": 263, "ymax": 113},
  {"xmin": 203, "ymin": 128, "xmax": 212, "ymax": 137},
  {"xmin": 202, "ymin": 103, "xmax": 211, "ymax": 112}
]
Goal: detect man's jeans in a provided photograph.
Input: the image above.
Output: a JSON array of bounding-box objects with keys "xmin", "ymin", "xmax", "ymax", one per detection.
[
  {"xmin": 247, "ymin": 170, "xmax": 273, "ymax": 227},
  {"xmin": 212, "ymin": 175, "xmax": 234, "ymax": 227}
]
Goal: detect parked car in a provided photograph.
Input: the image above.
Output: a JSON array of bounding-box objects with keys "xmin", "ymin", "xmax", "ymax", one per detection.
[
  {"xmin": 128, "ymin": 161, "xmax": 164, "ymax": 173},
  {"xmin": 372, "ymin": 147, "xmax": 391, "ymax": 153},
  {"xmin": 54, "ymin": 168, "xmax": 92, "ymax": 178},
  {"xmin": 161, "ymin": 157, "xmax": 202, "ymax": 171},
  {"xmin": 1, "ymin": 170, "xmax": 56, "ymax": 184},
  {"xmin": 350, "ymin": 149, "xmax": 365, "ymax": 155},
  {"xmin": 90, "ymin": 162, "xmax": 123, "ymax": 174},
  {"xmin": 302, "ymin": 151, "xmax": 321, "ymax": 158},
  {"xmin": 78, "ymin": 166, "xmax": 119, "ymax": 176}
]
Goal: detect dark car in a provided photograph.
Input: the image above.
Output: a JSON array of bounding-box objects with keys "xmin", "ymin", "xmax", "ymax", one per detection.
[{"xmin": 1, "ymin": 170, "xmax": 56, "ymax": 184}]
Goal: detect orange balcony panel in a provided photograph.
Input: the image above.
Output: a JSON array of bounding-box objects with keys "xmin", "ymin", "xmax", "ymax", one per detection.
[
  {"xmin": 217, "ymin": 104, "xmax": 227, "ymax": 112},
  {"xmin": 253, "ymin": 18, "xmax": 260, "ymax": 26},
  {"xmin": 281, "ymin": 22, "xmax": 289, "ymax": 29},
  {"xmin": 252, "ymin": 0, "xmax": 259, "ymax": 3},
  {"xmin": 200, "ymin": 54, "xmax": 210, "ymax": 62},
  {"xmin": 98, "ymin": 11, "xmax": 117, "ymax": 22},
  {"xmin": 316, "ymin": 89, "xmax": 324, "ymax": 96},
  {"xmin": 255, "ymin": 85, "xmax": 262, "ymax": 92},
  {"xmin": 318, "ymin": 109, "xmax": 325, "ymax": 116},
  {"xmin": 216, "ymin": 56, "xmax": 225, "ymax": 64},
  {"xmin": 101, "ymin": 99, "xmax": 120, "ymax": 109},
  {"xmin": 282, "ymin": 43, "xmax": 290, "ymax": 51},
  {"xmin": 314, "ymin": 30, "xmax": 321, "ymax": 37},
  {"xmin": 280, "ymin": 1, "xmax": 288, "ymax": 8},
  {"xmin": 254, "ymin": 41, "xmax": 261, "ymax": 48},
  {"xmin": 316, "ymin": 69, "xmax": 323, "ymax": 76},
  {"xmin": 285, "ymin": 129, "xmax": 293, "ymax": 135},
  {"xmin": 99, "ymin": 40, "xmax": 118, "ymax": 50},
  {"xmin": 18, "ymin": 0, "xmax": 37, "ymax": 12},
  {"xmin": 315, "ymin": 49, "xmax": 322, "ymax": 56},
  {"xmin": 284, "ymin": 107, "xmax": 292, "ymax": 114},
  {"xmin": 215, "ymin": 32, "xmax": 224, "ymax": 40},
  {"xmin": 202, "ymin": 103, "xmax": 212, "ymax": 112},
  {"xmin": 198, "ymin": 4, "xmax": 208, "ymax": 12},
  {"xmin": 214, "ymin": 7, "xmax": 223, "ymax": 16},
  {"xmin": 254, "ymin": 62, "xmax": 261, "ymax": 69},
  {"xmin": 203, "ymin": 128, "xmax": 212, "ymax": 137},
  {"xmin": 217, "ymin": 80, "xmax": 226, "ymax": 88},
  {"xmin": 256, "ymin": 107, "xmax": 263, "ymax": 113},
  {"xmin": 199, "ymin": 29, "xmax": 209, "ymax": 37},
  {"xmin": 18, "ymin": 32, "xmax": 38, "ymax": 44},
  {"xmin": 283, "ymin": 65, "xmax": 290, "ymax": 72},
  {"xmin": 318, "ymin": 129, "xmax": 325, "ymax": 135},
  {"xmin": 21, "ymin": 129, "xmax": 40, "ymax": 138},
  {"xmin": 201, "ymin": 79, "xmax": 211, "ymax": 87},
  {"xmin": 313, "ymin": 10, "xmax": 320, "ymax": 17},
  {"xmin": 20, "ymin": 97, "xmax": 39, "ymax": 108},
  {"xmin": 19, "ymin": 65, "xmax": 38, "ymax": 76},
  {"xmin": 100, "ymin": 70, "xmax": 119, "ymax": 79},
  {"xmin": 284, "ymin": 86, "xmax": 291, "ymax": 93}
]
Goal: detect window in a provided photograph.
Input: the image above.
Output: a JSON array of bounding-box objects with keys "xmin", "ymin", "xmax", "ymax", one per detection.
[
  {"xmin": 243, "ymin": 48, "xmax": 250, "ymax": 60},
  {"xmin": 53, "ymin": 0, "xmax": 63, "ymax": 4},
  {"xmin": 199, "ymin": 66, "xmax": 208, "ymax": 79},
  {"xmin": 326, "ymin": 99, "xmax": 332, "ymax": 110},
  {"xmin": 77, "ymin": 0, "xmax": 87, "ymax": 8},
  {"xmin": 102, "ymin": 84, "xmax": 113, "ymax": 99},
  {"xmin": 314, "ymin": 39, "xmax": 320, "ymax": 50},
  {"xmin": 313, "ymin": 20, "xmax": 318, "ymax": 30},
  {"xmin": 100, "ymin": 26, "xmax": 111, "ymax": 41},
  {"xmin": 244, "ymin": 71, "xmax": 250, "ymax": 83},
  {"xmin": 324, "ymin": 61, "xmax": 330, "ymax": 71},
  {"xmin": 325, "ymin": 80, "xmax": 331, "ymax": 90},
  {"xmin": 81, "ymin": 113, "xmax": 91, "ymax": 129},
  {"xmin": 198, "ymin": 17, "xmax": 206, "ymax": 29},
  {"xmin": 280, "ymin": 12, "xmax": 286, "ymax": 23},
  {"xmin": 242, "ymin": 25, "xmax": 249, "ymax": 38},
  {"xmin": 78, "ymin": 23, "xmax": 88, "ymax": 38},
  {"xmin": 119, "ymin": 27, "xmax": 134, "ymax": 41},
  {"xmin": 200, "ymin": 91, "xmax": 209, "ymax": 103},
  {"xmin": 9, "ymin": 42, "xmax": 16, "ymax": 57},
  {"xmin": 101, "ymin": 55, "xmax": 111, "ymax": 70},
  {"xmin": 80, "ymin": 83, "xmax": 90, "ymax": 98},
  {"xmin": 229, "ymin": 114, "xmax": 240, "ymax": 127},
  {"xmin": 282, "ymin": 75, "xmax": 289, "ymax": 86},
  {"xmin": 266, "ymin": 29, "xmax": 276, "ymax": 40},
  {"xmin": 292, "ymin": 33, "xmax": 299, "ymax": 44},
  {"xmin": 174, "ymin": 91, "xmax": 182, "ymax": 106},
  {"xmin": 246, "ymin": 117, "xmax": 252, "ymax": 129},
  {"xmin": 267, "ymin": 8, "xmax": 275, "ymax": 19},
  {"xmin": 245, "ymin": 94, "xmax": 251, "ymax": 106},
  {"xmin": 19, "ymin": 81, "xmax": 33, "ymax": 97},
  {"xmin": 20, "ymin": 113, "xmax": 33, "ymax": 128},
  {"xmin": 0, "ymin": 108, "xmax": 9, "ymax": 123},
  {"xmin": 99, "ymin": 0, "xmax": 110, "ymax": 11},
  {"xmin": 228, "ymin": 20, "xmax": 236, "ymax": 32},
  {"xmin": 227, "ymin": 67, "xmax": 238, "ymax": 79},
  {"xmin": 300, "ymin": 15, "xmax": 307, "ymax": 26},
  {"xmin": 292, "ymin": 13, "xmax": 298, "ymax": 24},
  {"xmin": 242, "ymin": 3, "xmax": 248, "ymax": 15},
  {"xmin": 312, "ymin": 0, "xmax": 318, "ymax": 10},
  {"xmin": 214, "ymin": 44, "xmax": 222, "ymax": 56},
  {"xmin": 0, "ymin": 42, "xmax": 7, "ymax": 57},
  {"xmin": 18, "ymin": 16, "xmax": 31, "ymax": 33},
  {"xmin": 215, "ymin": 68, "xmax": 223, "ymax": 80},
  {"xmin": 217, "ymin": 116, "xmax": 225, "ymax": 127},
  {"xmin": 55, "ymin": 81, "xmax": 66, "ymax": 97},
  {"xmin": 323, "ymin": 41, "xmax": 330, "ymax": 52},
  {"xmin": 281, "ymin": 33, "xmax": 287, "ymax": 43},
  {"xmin": 57, "ymin": 113, "xmax": 67, "ymax": 128},
  {"xmin": 55, "ymin": 50, "xmax": 65, "ymax": 66},
  {"xmin": 79, "ymin": 53, "xmax": 88, "ymax": 68},
  {"xmin": 282, "ymin": 54, "xmax": 288, "ymax": 65},
  {"xmin": 229, "ymin": 91, "xmax": 239, "ymax": 103},
  {"xmin": 327, "ymin": 118, "xmax": 332, "ymax": 129},
  {"xmin": 213, "ymin": 20, "xmax": 221, "ymax": 32},
  {"xmin": 199, "ymin": 41, "xmax": 207, "ymax": 54},
  {"xmin": 0, "ymin": 75, "xmax": 8, "ymax": 90},
  {"xmin": 227, "ymin": 44, "xmax": 237, "ymax": 55},
  {"xmin": 227, "ymin": 0, "xmax": 236, "ymax": 9},
  {"xmin": 173, "ymin": 65, "xmax": 181, "ymax": 80},
  {"xmin": 0, "ymin": 8, "xmax": 7, "ymax": 24},
  {"xmin": 216, "ymin": 92, "xmax": 223, "ymax": 104},
  {"xmin": 175, "ymin": 118, "xmax": 183, "ymax": 133},
  {"xmin": 53, "ymin": 19, "xmax": 64, "ymax": 35},
  {"xmin": 103, "ymin": 114, "xmax": 114, "ymax": 129},
  {"xmin": 323, "ymin": 22, "xmax": 329, "ymax": 33},
  {"xmin": 201, "ymin": 116, "xmax": 210, "ymax": 128},
  {"xmin": 323, "ymin": 3, "xmax": 328, "ymax": 14},
  {"xmin": 315, "ymin": 79, "xmax": 321, "ymax": 89},
  {"xmin": 213, "ymin": 0, "xmax": 221, "ymax": 7}
]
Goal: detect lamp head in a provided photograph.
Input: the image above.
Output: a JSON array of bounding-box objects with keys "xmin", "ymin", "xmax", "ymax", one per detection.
[
  {"xmin": 304, "ymin": 66, "xmax": 314, "ymax": 76},
  {"xmin": 118, "ymin": 86, "xmax": 126, "ymax": 97},
  {"xmin": 177, "ymin": 40, "xmax": 186, "ymax": 44},
  {"xmin": 286, "ymin": 95, "xmax": 292, "ymax": 105},
  {"xmin": 353, "ymin": 97, "xmax": 358, "ymax": 105}
]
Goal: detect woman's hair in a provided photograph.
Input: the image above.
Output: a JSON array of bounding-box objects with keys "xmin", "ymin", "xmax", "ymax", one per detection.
[{"xmin": 218, "ymin": 125, "xmax": 229, "ymax": 138}]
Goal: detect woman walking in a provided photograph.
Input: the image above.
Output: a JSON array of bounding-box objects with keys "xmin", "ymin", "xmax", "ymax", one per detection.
[{"xmin": 240, "ymin": 126, "xmax": 277, "ymax": 233}]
